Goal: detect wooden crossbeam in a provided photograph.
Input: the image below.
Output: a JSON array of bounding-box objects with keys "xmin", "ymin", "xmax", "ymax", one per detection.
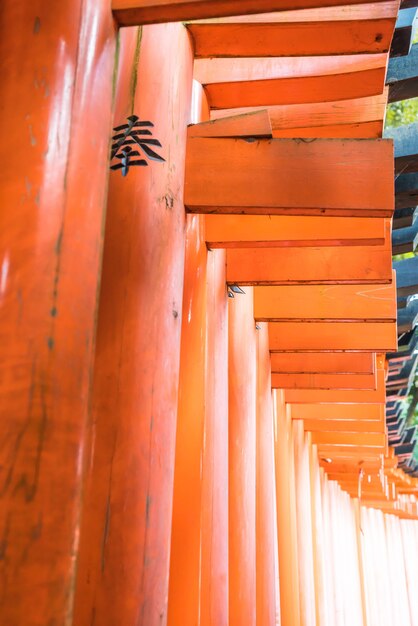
[
  {"xmin": 396, "ymin": 174, "xmax": 418, "ymax": 209},
  {"xmin": 209, "ymin": 93, "xmax": 388, "ymax": 134},
  {"xmin": 304, "ymin": 419, "xmax": 385, "ymax": 432},
  {"xmin": 203, "ymin": 67, "xmax": 386, "ymax": 109},
  {"xmin": 313, "ymin": 431, "xmax": 386, "ymax": 446},
  {"xmin": 268, "ymin": 321, "xmax": 397, "ymax": 351},
  {"xmin": 393, "ymin": 207, "xmax": 417, "ymax": 229},
  {"xmin": 387, "ymin": 42, "xmax": 418, "ymax": 101},
  {"xmin": 316, "ymin": 444, "xmax": 386, "ymax": 455},
  {"xmin": 392, "ymin": 222, "xmax": 418, "ymax": 254},
  {"xmin": 271, "ymin": 352, "xmax": 376, "ymax": 374},
  {"xmin": 393, "ymin": 256, "xmax": 418, "ymax": 297},
  {"xmin": 112, "ymin": 0, "xmax": 395, "ymax": 25},
  {"xmin": 185, "ymin": 138, "xmax": 393, "ymax": 216},
  {"xmin": 196, "ymin": 54, "xmax": 386, "ymax": 84},
  {"xmin": 226, "ymin": 245, "xmax": 392, "ymax": 285},
  {"xmin": 254, "ymin": 281, "xmax": 396, "ymax": 321},
  {"xmin": 290, "ymin": 402, "xmax": 384, "ymax": 420},
  {"xmin": 205, "ymin": 215, "xmax": 387, "ymax": 248},
  {"xmin": 390, "ymin": 8, "xmax": 418, "ymax": 57},
  {"xmin": 271, "ymin": 372, "xmax": 377, "ymax": 389},
  {"xmin": 187, "ymin": 18, "xmax": 395, "ymax": 58},
  {"xmin": 385, "ymin": 121, "xmax": 418, "ymax": 174}
]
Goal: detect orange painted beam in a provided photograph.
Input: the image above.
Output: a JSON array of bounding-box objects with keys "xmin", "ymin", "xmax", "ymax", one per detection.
[
  {"xmin": 185, "ymin": 138, "xmax": 393, "ymax": 216},
  {"xmin": 290, "ymin": 402, "xmax": 384, "ymax": 420},
  {"xmin": 254, "ymin": 281, "xmax": 396, "ymax": 321},
  {"xmin": 196, "ymin": 54, "xmax": 386, "ymax": 86},
  {"xmin": 273, "ymin": 120, "xmax": 383, "ymax": 138},
  {"xmin": 209, "ymin": 92, "xmax": 388, "ymax": 131},
  {"xmin": 303, "ymin": 419, "xmax": 385, "ymax": 432},
  {"xmin": 227, "ymin": 245, "xmax": 392, "ymax": 285},
  {"xmin": 205, "ymin": 215, "xmax": 386, "ymax": 248},
  {"xmin": 229, "ymin": 290, "xmax": 257, "ymax": 625},
  {"xmin": 271, "ymin": 372, "xmax": 377, "ymax": 390},
  {"xmin": 312, "ymin": 431, "xmax": 386, "ymax": 447},
  {"xmin": 188, "ymin": 109, "xmax": 272, "ymax": 138},
  {"xmin": 0, "ymin": 1, "xmax": 117, "ymax": 623},
  {"xmin": 285, "ymin": 369, "xmax": 387, "ymax": 403},
  {"xmin": 316, "ymin": 445, "xmax": 386, "ymax": 456},
  {"xmin": 188, "ymin": 19, "xmax": 394, "ymax": 58},
  {"xmin": 226, "ymin": 245, "xmax": 393, "ymax": 284},
  {"xmin": 271, "ymin": 352, "xmax": 375, "ymax": 374},
  {"xmin": 268, "ymin": 321, "xmax": 397, "ymax": 351},
  {"xmin": 112, "ymin": 0, "xmax": 396, "ymax": 25},
  {"xmin": 319, "ymin": 458, "xmax": 396, "ymax": 473},
  {"xmin": 204, "ymin": 68, "xmax": 386, "ymax": 109}
]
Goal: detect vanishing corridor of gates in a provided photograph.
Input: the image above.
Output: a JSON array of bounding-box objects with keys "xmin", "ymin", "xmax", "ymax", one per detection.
[{"xmin": 1, "ymin": 1, "xmax": 418, "ymax": 625}]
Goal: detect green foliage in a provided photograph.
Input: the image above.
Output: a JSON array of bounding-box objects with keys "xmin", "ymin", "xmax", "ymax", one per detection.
[{"xmin": 385, "ymin": 98, "xmax": 418, "ymax": 128}]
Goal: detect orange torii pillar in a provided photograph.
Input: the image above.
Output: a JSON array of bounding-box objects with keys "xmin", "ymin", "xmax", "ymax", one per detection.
[
  {"xmin": 256, "ymin": 323, "xmax": 277, "ymax": 626},
  {"xmin": 0, "ymin": 1, "xmax": 116, "ymax": 624},
  {"xmin": 274, "ymin": 391, "xmax": 301, "ymax": 626},
  {"xmin": 229, "ymin": 289, "xmax": 257, "ymax": 626},
  {"xmin": 201, "ymin": 247, "xmax": 229, "ymax": 626},
  {"xmin": 74, "ymin": 25, "xmax": 194, "ymax": 626},
  {"xmin": 167, "ymin": 215, "xmax": 207, "ymax": 626}
]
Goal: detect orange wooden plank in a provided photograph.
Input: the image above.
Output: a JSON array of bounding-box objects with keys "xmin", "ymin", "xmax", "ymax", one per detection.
[
  {"xmin": 202, "ymin": 2, "xmax": 399, "ymax": 22},
  {"xmin": 209, "ymin": 92, "xmax": 388, "ymax": 130},
  {"xmin": 285, "ymin": 369, "xmax": 387, "ymax": 402},
  {"xmin": 303, "ymin": 419, "xmax": 385, "ymax": 432},
  {"xmin": 319, "ymin": 458, "xmax": 396, "ymax": 472},
  {"xmin": 271, "ymin": 352, "xmax": 375, "ymax": 374},
  {"xmin": 185, "ymin": 138, "xmax": 393, "ymax": 216},
  {"xmin": 254, "ymin": 281, "xmax": 396, "ymax": 321},
  {"xmin": 290, "ymin": 402, "xmax": 384, "ymax": 420},
  {"xmin": 205, "ymin": 215, "xmax": 386, "ymax": 248},
  {"xmin": 316, "ymin": 444, "xmax": 386, "ymax": 456},
  {"xmin": 204, "ymin": 68, "xmax": 386, "ymax": 109},
  {"xmin": 226, "ymin": 246, "xmax": 392, "ymax": 285},
  {"xmin": 271, "ymin": 372, "xmax": 377, "ymax": 389},
  {"xmin": 268, "ymin": 321, "xmax": 397, "ymax": 351},
  {"xmin": 272, "ymin": 120, "xmax": 383, "ymax": 138},
  {"xmin": 312, "ymin": 431, "xmax": 386, "ymax": 446},
  {"xmin": 196, "ymin": 55, "xmax": 386, "ymax": 85},
  {"xmin": 188, "ymin": 109, "xmax": 272, "ymax": 138},
  {"xmin": 112, "ymin": 0, "xmax": 396, "ymax": 25},
  {"xmin": 188, "ymin": 19, "xmax": 394, "ymax": 58}
]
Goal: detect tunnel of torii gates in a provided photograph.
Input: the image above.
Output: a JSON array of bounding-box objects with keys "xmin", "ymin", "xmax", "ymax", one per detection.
[{"xmin": 4, "ymin": 1, "xmax": 418, "ymax": 625}]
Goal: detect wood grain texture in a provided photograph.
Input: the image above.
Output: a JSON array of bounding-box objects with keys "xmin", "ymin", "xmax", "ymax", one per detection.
[
  {"xmin": 188, "ymin": 19, "xmax": 395, "ymax": 58},
  {"xmin": 185, "ymin": 137, "xmax": 393, "ymax": 215},
  {"xmin": 112, "ymin": 0, "xmax": 395, "ymax": 25},
  {"xmin": 226, "ymin": 245, "xmax": 392, "ymax": 285},
  {"xmin": 204, "ymin": 67, "xmax": 387, "ymax": 108},
  {"xmin": 271, "ymin": 372, "xmax": 377, "ymax": 390},
  {"xmin": 254, "ymin": 281, "xmax": 396, "ymax": 321},
  {"xmin": 205, "ymin": 215, "xmax": 387, "ymax": 247},
  {"xmin": 271, "ymin": 352, "xmax": 375, "ymax": 374},
  {"xmin": 268, "ymin": 321, "xmax": 397, "ymax": 351}
]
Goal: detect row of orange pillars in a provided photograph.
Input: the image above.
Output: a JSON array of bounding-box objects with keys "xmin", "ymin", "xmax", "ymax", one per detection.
[{"xmin": 2, "ymin": 1, "xmax": 418, "ymax": 625}]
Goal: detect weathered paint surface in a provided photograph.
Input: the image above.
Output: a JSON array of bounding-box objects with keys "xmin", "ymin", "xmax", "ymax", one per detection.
[
  {"xmin": 0, "ymin": 1, "xmax": 116, "ymax": 623},
  {"xmin": 73, "ymin": 23, "xmax": 194, "ymax": 626}
]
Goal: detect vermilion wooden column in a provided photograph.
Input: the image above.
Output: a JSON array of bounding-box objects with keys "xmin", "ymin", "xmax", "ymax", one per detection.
[
  {"xmin": 0, "ymin": 2, "xmax": 116, "ymax": 624},
  {"xmin": 256, "ymin": 324, "xmax": 277, "ymax": 626},
  {"xmin": 274, "ymin": 391, "xmax": 301, "ymax": 626},
  {"xmin": 201, "ymin": 247, "xmax": 229, "ymax": 626},
  {"xmin": 168, "ymin": 215, "xmax": 207, "ymax": 626},
  {"xmin": 73, "ymin": 23, "xmax": 194, "ymax": 626},
  {"xmin": 229, "ymin": 289, "xmax": 257, "ymax": 626}
]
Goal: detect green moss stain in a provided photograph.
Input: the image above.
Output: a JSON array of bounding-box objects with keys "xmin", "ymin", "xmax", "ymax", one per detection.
[{"xmin": 129, "ymin": 27, "xmax": 143, "ymax": 116}]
